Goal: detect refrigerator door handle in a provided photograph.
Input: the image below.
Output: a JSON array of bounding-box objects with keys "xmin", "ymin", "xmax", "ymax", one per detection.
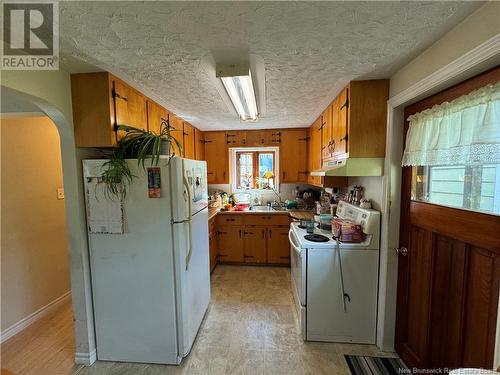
[{"xmin": 183, "ymin": 173, "xmax": 193, "ymax": 270}]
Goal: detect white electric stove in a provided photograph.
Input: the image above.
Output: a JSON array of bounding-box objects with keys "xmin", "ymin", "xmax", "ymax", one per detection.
[{"xmin": 289, "ymin": 201, "xmax": 380, "ymax": 344}]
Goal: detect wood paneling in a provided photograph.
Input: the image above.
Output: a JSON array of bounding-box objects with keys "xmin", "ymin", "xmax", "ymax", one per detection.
[
  {"xmin": 243, "ymin": 227, "xmax": 267, "ymax": 263},
  {"xmin": 280, "ymin": 129, "xmax": 308, "ymax": 183}
]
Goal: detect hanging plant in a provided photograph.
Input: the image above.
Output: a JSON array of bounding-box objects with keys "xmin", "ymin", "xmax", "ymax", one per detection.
[{"xmin": 101, "ymin": 118, "xmax": 183, "ymax": 199}]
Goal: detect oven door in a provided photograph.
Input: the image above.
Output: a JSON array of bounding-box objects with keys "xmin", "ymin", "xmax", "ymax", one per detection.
[{"xmin": 289, "ymin": 229, "xmax": 306, "ymax": 307}]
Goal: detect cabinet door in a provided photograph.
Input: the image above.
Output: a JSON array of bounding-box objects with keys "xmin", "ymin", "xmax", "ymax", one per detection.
[
  {"xmin": 267, "ymin": 226, "xmax": 290, "ymax": 264},
  {"xmin": 320, "ymin": 105, "xmax": 332, "ymax": 160},
  {"xmin": 168, "ymin": 113, "xmax": 184, "ymax": 157},
  {"xmin": 183, "ymin": 122, "xmax": 195, "ymax": 159},
  {"xmin": 308, "ymin": 117, "xmax": 322, "ymax": 186},
  {"xmin": 113, "ymin": 79, "xmax": 148, "ymax": 140},
  {"xmin": 218, "ymin": 227, "xmax": 244, "ymax": 262},
  {"xmin": 194, "ymin": 128, "xmax": 205, "ymax": 161},
  {"xmin": 280, "ymin": 129, "xmax": 308, "ymax": 183},
  {"xmin": 204, "ymin": 132, "xmax": 229, "ymax": 184},
  {"xmin": 243, "ymin": 227, "xmax": 267, "ymax": 263},
  {"xmin": 334, "ymin": 87, "xmax": 348, "ymax": 157},
  {"xmin": 209, "ymin": 227, "xmax": 218, "ymax": 273},
  {"xmin": 265, "ymin": 130, "xmax": 282, "ymax": 146},
  {"xmin": 245, "ymin": 130, "xmax": 265, "ymax": 147},
  {"xmin": 226, "ymin": 131, "xmax": 246, "ymax": 146},
  {"xmin": 146, "ymin": 100, "xmax": 167, "ymax": 135}
]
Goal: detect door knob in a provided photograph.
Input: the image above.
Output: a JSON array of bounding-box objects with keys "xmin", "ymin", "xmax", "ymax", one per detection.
[{"xmin": 396, "ymin": 247, "xmax": 408, "ymax": 256}]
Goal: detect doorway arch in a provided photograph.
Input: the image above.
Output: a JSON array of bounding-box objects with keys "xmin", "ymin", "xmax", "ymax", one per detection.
[{"xmin": 1, "ymin": 85, "xmax": 96, "ymax": 365}]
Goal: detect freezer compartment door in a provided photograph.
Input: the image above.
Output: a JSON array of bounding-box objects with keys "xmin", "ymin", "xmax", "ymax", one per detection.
[{"xmin": 306, "ymin": 248, "xmax": 379, "ymax": 344}]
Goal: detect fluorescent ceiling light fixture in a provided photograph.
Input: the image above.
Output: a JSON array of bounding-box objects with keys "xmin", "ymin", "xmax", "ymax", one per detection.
[{"xmin": 217, "ymin": 64, "xmax": 259, "ymax": 122}]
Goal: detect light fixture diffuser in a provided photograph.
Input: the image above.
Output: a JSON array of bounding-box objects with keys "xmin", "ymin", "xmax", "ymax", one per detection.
[{"xmin": 217, "ymin": 63, "xmax": 259, "ymax": 122}]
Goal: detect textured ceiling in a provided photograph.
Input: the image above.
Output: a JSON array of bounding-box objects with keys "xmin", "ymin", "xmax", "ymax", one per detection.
[{"xmin": 59, "ymin": 1, "xmax": 481, "ymax": 130}]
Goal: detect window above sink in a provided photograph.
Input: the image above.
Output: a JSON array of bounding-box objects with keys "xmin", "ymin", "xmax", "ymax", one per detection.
[{"xmin": 230, "ymin": 147, "xmax": 280, "ymax": 192}]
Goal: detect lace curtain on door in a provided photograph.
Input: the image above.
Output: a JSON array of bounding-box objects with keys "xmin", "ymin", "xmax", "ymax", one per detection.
[{"xmin": 402, "ymin": 81, "xmax": 500, "ymax": 167}]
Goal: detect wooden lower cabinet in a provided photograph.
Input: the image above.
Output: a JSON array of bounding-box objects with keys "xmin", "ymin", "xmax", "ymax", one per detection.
[
  {"xmin": 243, "ymin": 227, "xmax": 267, "ymax": 263},
  {"xmin": 216, "ymin": 215, "xmax": 290, "ymax": 265},
  {"xmin": 217, "ymin": 226, "xmax": 244, "ymax": 262},
  {"xmin": 267, "ymin": 225, "xmax": 291, "ymax": 264},
  {"xmin": 208, "ymin": 217, "xmax": 218, "ymax": 273}
]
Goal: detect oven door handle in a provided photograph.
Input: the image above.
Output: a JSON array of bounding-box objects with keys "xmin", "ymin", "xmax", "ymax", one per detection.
[{"xmin": 288, "ymin": 230, "xmax": 301, "ymax": 254}]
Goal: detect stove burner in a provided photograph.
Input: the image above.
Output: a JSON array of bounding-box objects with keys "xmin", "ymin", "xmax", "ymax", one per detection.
[{"xmin": 304, "ymin": 234, "xmax": 330, "ymax": 243}]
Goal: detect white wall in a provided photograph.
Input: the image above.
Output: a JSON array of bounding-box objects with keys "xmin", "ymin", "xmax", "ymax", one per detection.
[{"xmin": 1, "ymin": 116, "xmax": 71, "ymax": 333}]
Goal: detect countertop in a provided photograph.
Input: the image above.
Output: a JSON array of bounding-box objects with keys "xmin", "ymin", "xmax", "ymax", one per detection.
[{"xmin": 207, "ymin": 205, "xmax": 314, "ymax": 221}]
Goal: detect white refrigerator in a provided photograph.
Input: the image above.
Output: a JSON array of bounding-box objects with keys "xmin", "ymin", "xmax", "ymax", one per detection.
[{"xmin": 82, "ymin": 157, "xmax": 210, "ymax": 364}]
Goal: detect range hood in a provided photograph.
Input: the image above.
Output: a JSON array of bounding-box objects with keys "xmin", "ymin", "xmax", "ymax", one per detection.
[{"xmin": 310, "ymin": 158, "xmax": 384, "ymax": 177}]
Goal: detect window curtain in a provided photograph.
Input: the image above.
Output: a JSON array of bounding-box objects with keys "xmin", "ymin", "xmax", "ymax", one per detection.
[{"xmin": 402, "ymin": 81, "xmax": 500, "ymax": 166}]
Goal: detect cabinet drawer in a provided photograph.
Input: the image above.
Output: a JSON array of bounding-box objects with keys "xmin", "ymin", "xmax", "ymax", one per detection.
[
  {"xmin": 244, "ymin": 214, "xmax": 289, "ymax": 226},
  {"xmin": 217, "ymin": 215, "xmax": 243, "ymax": 226}
]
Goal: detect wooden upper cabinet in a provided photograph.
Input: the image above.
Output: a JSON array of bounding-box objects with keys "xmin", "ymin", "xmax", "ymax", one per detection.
[
  {"xmin": 316, "ymin": 79, "xmax": 389, "ymax": 163},
  {"xmin": 146, "ymin": 100, "xmax": 167, "ymax": 134},
  {"xmin": 333, "ymin": 88, "xmax": 348, "ymax": 157},
  {"xmin": 347, "ymin": 80, "xmax": 389, "ymax": 158},
  {"xmin": 113, "ymin": 79, "xmax": 147, "ymax": 142},
  {"xmin": 226, "ymin": 131, "xmax": 247, "ymax": 146},
  {"xmin": 308, "ymin": 117, "xmax": 322, "ymax": 186},
  {"xmin": 194, "ymin": 128, "xmax": 205, "ymax": 161},
  {"xmin": 204, "ymin": 131, "xmax": 229, "ymax": 184},
  {"xmin": 280, "ymin": 129, "xmax": 308, "ymax": 183},
  {"xmin": 168, "ymin": 113, "xmax": 184, "ymax": 157},
  {"xmin": 320, "ymin": 105, "xmax": 332, "ymax": 159},
  {"xmin": 183, "ymin": 122, "xmax": 195, "ymax": 159}
]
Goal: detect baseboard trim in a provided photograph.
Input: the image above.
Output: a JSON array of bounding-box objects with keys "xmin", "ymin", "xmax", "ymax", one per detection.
[
  {"xmin": 0, "ymin": 291, "xmax": 72, "ymax": 344},
  {"xmin": 75, "ymin": 349, "xmax": 97, "ymax": 366}
]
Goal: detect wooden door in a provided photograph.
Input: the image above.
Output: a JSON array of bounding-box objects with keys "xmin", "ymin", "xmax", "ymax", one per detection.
[
  {"xmin": 183, "ymin": 122, "xmax": 195, "ymax": 159},
  {"xmin": 204, "ymin": 131, "xmax": 228, "ymax": 184},
  {"xmin": 267, "ymin": 225, "xmax": 290, "ymax": 264},
  {"xmin": 226, "ymin": 131, "xmax": 246, "ymax": 146},
  {"xmin": 217, "ymin": 227, "xmax": 244, "ymax": 262},
  {"xmin": 334, "ymin": 87, "xmax": 348, "ymax": 157},
  {"xmin": 280, "ymin": 129, "xmax": 308, "ymax": 183},
  {"xmin": 194, "ymin": 128, "xmax": 205, "ymax": 161},
  {"xmin": 146, "ymin": 100, "xmax": 167, "ymax": 134},
  {"xmin": 395, "ymin": 68, "xmax": 500, "ymax": 371},
  {"xmin": 168, "ymin": 113, "xmax": 184, "ymax": 157},
  {"xmin": 113, "ymin": 79, "xmax": 148, "ymax": 140},
  {"xmin": 243, "ymin": 227, "xmax": 267, "ymax": 263}
]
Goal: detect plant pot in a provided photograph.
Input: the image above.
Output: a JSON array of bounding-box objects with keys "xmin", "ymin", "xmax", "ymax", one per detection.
[{"xmin": 161, "ymin": 140, "xmax": 170, "ymax": 155}]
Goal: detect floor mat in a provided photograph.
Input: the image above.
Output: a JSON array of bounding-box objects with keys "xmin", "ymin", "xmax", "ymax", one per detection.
[{"xmin": 345, "ymin": 354, "xmax": 409, "ymax": 375}]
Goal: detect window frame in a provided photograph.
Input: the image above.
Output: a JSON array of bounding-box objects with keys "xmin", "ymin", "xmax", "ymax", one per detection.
[{"xmin": 230, "ymin": 147, "xmax": 280, "ymax": 192}]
